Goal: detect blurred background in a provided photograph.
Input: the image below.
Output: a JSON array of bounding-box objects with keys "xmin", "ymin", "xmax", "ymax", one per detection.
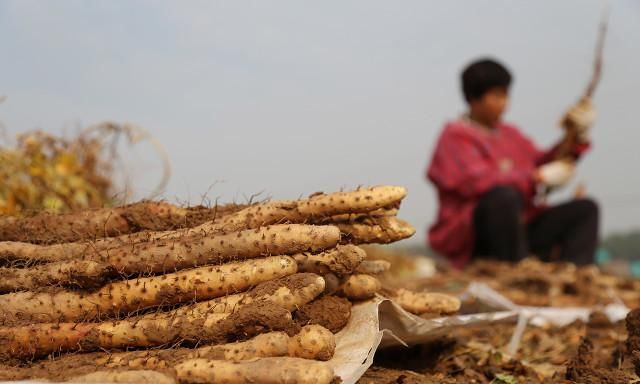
[{"xmin": 0, "ymin": 0, "xmax": 638, "ymax": 260}]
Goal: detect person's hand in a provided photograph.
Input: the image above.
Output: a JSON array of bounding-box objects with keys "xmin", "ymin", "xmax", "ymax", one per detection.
[
  {"xmin": 535, "ymin": 160, "xmax": 576, "ymax": 188},
  {"xmin": 561, "ymin": 97, "xmax": 596, "ymax": 142}
]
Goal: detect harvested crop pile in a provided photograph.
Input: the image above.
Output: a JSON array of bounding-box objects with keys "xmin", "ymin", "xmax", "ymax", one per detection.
[
  {"xmin": 398, "ymin": 257, "xmax": 640, "ymax": 309},
  {"xmin": 0, "ymin": 185, "xmax": 458, "ymax": 383}
]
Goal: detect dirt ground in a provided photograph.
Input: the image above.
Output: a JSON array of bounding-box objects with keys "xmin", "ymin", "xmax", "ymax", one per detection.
[
  {"xmin": 360, "ymin": 250, "xmax": 640, "ymax": 384},
  {"xmin": 359, "ymin": 312, "xmax": 637, "ymax": 383}
]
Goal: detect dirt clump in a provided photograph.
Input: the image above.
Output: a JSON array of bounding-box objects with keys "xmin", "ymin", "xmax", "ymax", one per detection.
[
  {"xmin": 248, "ymin": 273, "xmax": 316, "ymax": 299},
  {"xmin": 565, "ymin": 337, "xmax": 631, "ymax": 384},
  {"xmin": 294, "ymin": 295, "xmax": 352, "ymax": 333},
  {"xmin": 214, "ymin": 301, "xmax": 299, "ymax": 341}
]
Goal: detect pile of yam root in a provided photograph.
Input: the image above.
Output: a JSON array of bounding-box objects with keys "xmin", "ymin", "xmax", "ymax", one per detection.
[{"xmin": 0, "ymin": 185, "xmax": 460, "ymax": 384}]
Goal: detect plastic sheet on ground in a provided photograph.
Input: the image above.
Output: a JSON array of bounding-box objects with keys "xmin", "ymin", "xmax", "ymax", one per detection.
[
  {"xmin": 329, "ymin": 296, "xmax": 517, "ymax": 384},
  {"xmin": 330, "ymin": 282, "xmax": 632, "ymax": 383},
  {"xmin": 329, "ymin": 300, "xmax": 383, "ymax": 384},
  {"xmin": 462, "ymin": 281, "xmax": 630, "ymax": 326}
]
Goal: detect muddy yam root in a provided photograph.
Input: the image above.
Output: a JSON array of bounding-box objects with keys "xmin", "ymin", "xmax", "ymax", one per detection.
[
  {"xmin": 209, "ymin": 185, "xmax": 407, "ymax": 233},
  {"xmin": 0, "ymin": 201, "xmax": 188, "ymax": 243},
  {"xmin": 293, "ymin": 245, "xmax": 366, "ymax": 277},
  {"xmin": 0, "ymin": 302, "xmax": 296, "ymax": 360},
  {"xmin": 337, "ymin": 217, "xmax": 415, "ymax": 244},
  {"xmin": 0, "ymin": 255, "xmax": 297, "ymax": 325},
  {"xmin": 296, "ymin": 185, "xmax": 407, "ymax": 217},
  {"xmin": 294, "ymin": 295, "xmax": 352, "ymax": 333},
  {"xmin": 316, "ymin": 207, "xmax": 399, "ymax": 224},
  {"xmin": 175, "ymin": 273, "xmax": 325, "ymax": 316},
  {"xmin": 100, "ymin": 224, "xmax": 340, "ymax": 274},
  {"xmin": 174, "ymin": 357, "xmax": 337, "ymax": 384},
  {"xmin": 0, "ymin": 224, "xmax": 340, "ymax": 272},
  {"xmin": 67, "ymin": 370, "xmax": 176, "ymax": 384},
  {"xmin": 0, "ymin": 260, "xmax": 117, "ymax": 293},
  {"xmin": 95, "ymin": 332, "xmax": 292, "ymax": 370},
  {"xmin": 95, "ymin": 324, "xmax": 334, "ymax": 373},
  {"xmin": 0, "ymin": 327, "xmax": 333, "ymax": 378}
]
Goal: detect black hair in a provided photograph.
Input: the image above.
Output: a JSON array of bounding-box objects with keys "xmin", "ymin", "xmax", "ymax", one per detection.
[{"xmin": 461, "ymin": 58, "xmax": 512, "ymax": 102}]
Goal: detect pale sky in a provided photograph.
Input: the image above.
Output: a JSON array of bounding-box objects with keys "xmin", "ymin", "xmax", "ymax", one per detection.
[{"xmin": 1, "ymin": 0, "xmax": 639, "ymax": 243}]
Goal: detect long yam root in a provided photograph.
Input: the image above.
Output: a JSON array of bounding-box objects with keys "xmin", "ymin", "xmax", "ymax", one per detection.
[
  {"xmin": 100, "ymin": 224, "xmax": 339, "ymax": 274},
  {"xmin": 0, "ymin": 201, "xmax": 188, "ymax": 243},
  {"xmin": 67, "ymin": 370, "xmax": 176, "ymax": 384},
  {"xmin": 0, "ymin": 323, "xmax": 95, "ymax": 361},
  {"xmin": 0, "ymin": 255, "xmax": 297, "ymax": 325},
  {"xmin": 21, "ymin": 326, "xmax": 334, "ymax": 376},
  {"xmin": 0, "ymin": 224, "xmax": 340, "ymax": 272},
  {"xmin": 174, "ymin": 357, "xmax": 337, "ymax": 384},
  {"xmin": 175, "ymin": 273, "xmax": 325, "ymax": 316},
  {"xmin": 76, "ymin": 185, "xmax": 407, "ymax": 243},
  {"xmin": 0, "ymin": 185, "xmax": 405, "ymax": 262},
  {"xmin": 207, "ymin": 185, "xmax": 407, "ymax": 233},
  {"xmin": 0, "ymin": 185, "xmax": 404, "ymax": 263},
  {"xmin": 93, "ymin": 324, "xmax": 335, "ymax": 372},
  {"xmin": 337, "ymin": 217, "xmax": 415, "ymax": 244},
  {"xmin": 0, "ymin": 260, "xmax": 117, "ymax": 293},
  {"xmin": 296, "ymin": 185, "xmax": 406, "ymax": 217},
  {"xmin": 0, "ymin": 329, "xmax": 329, "ymax": 380},
  {"xmin": 314, "ymin": 207, "xmax": 399, "ymax": 224},
  {"xmin": 293, "ymin": 245, "xmax": 366, "ymax": 277},
  {"xmin": 0, "ymin": 241, "xmax": 88, "ymax": 266},
  {"xmin": 0, "ymin": 302, "xmax": 296, "ymax": 360},
  {"xmin": 95, "ymin": 332, "xmax": 292, "ymax": 370}
]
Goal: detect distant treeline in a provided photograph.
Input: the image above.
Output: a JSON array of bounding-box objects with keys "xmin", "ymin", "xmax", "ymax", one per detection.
[{"xmin": 602, "ymin": 230, "xmax": 640, "ymax": 260}]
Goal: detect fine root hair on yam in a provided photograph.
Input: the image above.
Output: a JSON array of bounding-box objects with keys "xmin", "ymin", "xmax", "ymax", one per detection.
[
  {"xmin": 200, "ymin": 185, "xmax": 407, "ymax": 233},
  {"xmin": 336, "ymin": 217, "xmax": 415, "ymax": 244},
  {"xmin": 0, "ymin": 201, "xmax": 188, "ymax": 244},
  {"xmin": 293, "ymin": 244, "xmax": 366, "ymax": 277},
  {"xmin": 0, "ymin": 255, "xmax": 297, "ymax": 325},
  {"xmin": 174, "ymin": 357, "xmax": 337, "ymax": 384}
]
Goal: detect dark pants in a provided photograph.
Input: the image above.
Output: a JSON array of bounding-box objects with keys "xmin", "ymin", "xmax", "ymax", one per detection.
[{"xmin": 473, "ymin": 186, "xmax": 599, "ymax": 265}]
